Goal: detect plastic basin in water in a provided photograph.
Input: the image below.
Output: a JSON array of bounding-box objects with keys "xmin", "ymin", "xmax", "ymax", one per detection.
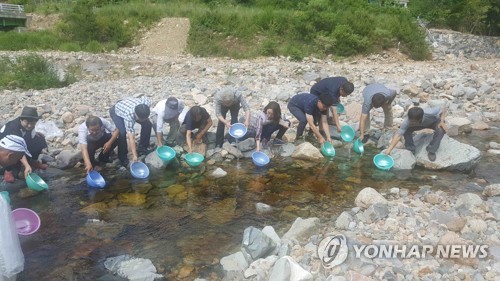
[
  {"xmin": 337, "ymin": 103, "xmax": 345, "ymax": 114},
  {"xmin": 321, "ymin": 142, "xmax": 336, "ymax": 158},
  {"xmin": 252, "ymin": 151, "xmax": 270, "ymax": 167},
  {"xmin": 229, "ymin": 123, "xmax": 247, "ymax": 139},
  {"xmin": 156, "ymin": 146, "xmax": 176, "ymax": 163},
  {"xmin": 184, "ymin": 153, "xmax": 204, "ymax": 167},
  {"xmin": 26, "ymin": 173, "xmax": 49, "ymax": 191},
  {"xmin": 340, "ymin": 125, "xmax": 355, "ymax": 142},
  {"xmin": 86, "ymin": 171, "xmax": 106, "ymax": 189},
  {"xmin": 12, "ymin": 208, "xmax": 41, "ymax": 235},
  {"xmin": 373, "ymin": 153, "xmax": 394, "ymax": 170},
  {"xmin": 130, "ymin": 162, "xmax": 150, "ymax": 179},
  {"xmin": 353, "ymin": 138, "xmax": 364, "ymax": 154}
]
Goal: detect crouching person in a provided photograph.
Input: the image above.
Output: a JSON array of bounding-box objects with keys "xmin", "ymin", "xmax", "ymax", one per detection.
[
  {"xmin": 180, "ymin": 106, "xmax": 213, "ymax": 154},
  {"xmin": 78, "ymin": 116, "xmax": 119, "ymax": 173},
  {"xmin": 384, "ymin": 106, "xmax": 446, "ymax": 162}
]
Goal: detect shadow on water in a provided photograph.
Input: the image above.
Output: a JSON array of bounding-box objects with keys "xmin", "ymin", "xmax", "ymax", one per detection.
[{"xmin": 12, "ymin": 125, "xmax": 499, "ymax": 280}]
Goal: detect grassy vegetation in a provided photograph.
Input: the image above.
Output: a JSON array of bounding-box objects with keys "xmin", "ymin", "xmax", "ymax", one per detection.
[
  {"xmin": 0, "ymin": 0, "xmax": 432, "ymax": 60},
  {"xmin": 0, "ymin": 54, "xmax": 76, "ymax": 90}
]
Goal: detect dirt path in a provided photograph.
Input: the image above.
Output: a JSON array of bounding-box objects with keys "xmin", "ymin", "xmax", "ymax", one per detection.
[
  {"xmin": 27, "ymin": 14, "xmax": 190, "ymax": 56},
  {"xmin": 138, "ymin": 17, "xmax": 190, "ymax": 56}
]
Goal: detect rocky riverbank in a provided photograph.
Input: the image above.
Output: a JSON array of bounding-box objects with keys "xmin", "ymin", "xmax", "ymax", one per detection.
[
  {"xmin": 217, "ymin": 185, "xmax": 500, "ymax": 281},
  {"xmin": 0, "ymin": 43, "xmax": 499, "ymax": 172}
]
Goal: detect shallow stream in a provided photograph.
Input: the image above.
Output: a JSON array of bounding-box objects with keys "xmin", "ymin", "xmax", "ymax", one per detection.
[{"xmin": 12, "ymin": 126, "xmax": 499, "ymax": 280}]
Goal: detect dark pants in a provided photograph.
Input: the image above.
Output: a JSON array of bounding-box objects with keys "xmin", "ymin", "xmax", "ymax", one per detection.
[
  {"xmin": 215, "ymin": 103, "xmax": 241, "ymax": 148},
  {"xmin": 262, "ymin": 122, "xmax": 289, "ymax": 141},
  {"xmin": 288, "ymin": 103, "xmax": 308, "ymax": 138},
  {"xmin": 5, "ymin": 133, "xmax": 47, "ymax": 172},
  {"xmin": 110, "ymin": 106, "xmax": 152, "ymax": 163},
  {"xmin": 87, "ymin": 132, "xmax": 118, "ymax": 165},
  {"xmin": 283, "ymin": 103, "xmax": 320, "ymax": 139},
  {"xmin": 404, "ymin": 122, "xmax": 445, "ymax": 154}
]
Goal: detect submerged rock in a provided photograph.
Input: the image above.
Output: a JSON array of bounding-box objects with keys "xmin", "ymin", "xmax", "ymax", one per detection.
[
  {"xmin": 104, "ymin": 255, "xmax": 163, "ymax": 281},
  {"xmin": 291, "ymin": 142, "xmax": 323, "ymax": 161}
]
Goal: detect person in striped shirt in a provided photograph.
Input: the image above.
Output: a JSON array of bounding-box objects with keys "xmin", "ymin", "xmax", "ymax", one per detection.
[{"xmin": 109, "ymin": 96, "xmax": 153, "ymax": 167}]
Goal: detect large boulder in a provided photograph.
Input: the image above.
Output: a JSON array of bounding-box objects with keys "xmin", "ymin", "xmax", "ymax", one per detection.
[
  {"xmin": 282, "ymin": 217, "xmax": 321, "ymax": 242},
  {"xmin": 291, "ymin": 142, "xmax": 323, "ymax": 161},
  {"xmin": 390, "ymin": 148, "xmax": 416, "ymax": 170},
  {"xmin": 241, "ymin": 226, "xmax": 277, "ymax": 260},
  {"xmin": 445, "ymin": 117, "xmax": 472, "ymax": 136},
  {"xmin": 144, "ymin": 150, "xmax": 167, "ymax": 169},
  {"xmin": 55, "ymin": 149, "xmax": 82, "ymax": 169},
  {"xmin": 268, "ymin": 256, "xmax": 313, "ymax": 281},
  {"xmin": 355, "ymin": 187, "xmax": 388, "ymax": 209},
  {"xmin": 413, "ymin": 134, "xmax": 481, "ymax": 172}
]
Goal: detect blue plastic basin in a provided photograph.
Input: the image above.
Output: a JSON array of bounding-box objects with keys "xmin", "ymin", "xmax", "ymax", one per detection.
[
  {"xmin": 130, "ymin": 162, "xmax": 150, "ymax": 179},
  {"xmin": 252, "ymin": 151, "xmax": 270, "ymax": 167},
  {"xmin": 86, "ymin": 171, "xmax": 106, "ymax": 188},
  {"xmin": 229, "ymin": 123, "xmax": 247, "ymax": 139}
]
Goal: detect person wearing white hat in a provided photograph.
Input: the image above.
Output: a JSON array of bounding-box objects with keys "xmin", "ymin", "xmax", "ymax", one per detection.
[
  {"xmin": 152, "ymin": 97, "xmax": 184, "ymax": 147},
  {"xmin": 0, "ymin": 135, "xmax": 33, "ymax": 182}
]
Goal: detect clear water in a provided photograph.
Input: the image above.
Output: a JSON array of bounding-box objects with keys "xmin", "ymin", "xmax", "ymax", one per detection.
[{"xmin": 11, "ymin": 125, "xmax": 500, "ymax": 280}]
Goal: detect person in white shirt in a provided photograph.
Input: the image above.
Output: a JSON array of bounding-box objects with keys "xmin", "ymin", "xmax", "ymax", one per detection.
[
  {"xmin": 152, "ymin": 97, "xmax": 184, "ymax": 147},
  {"xmin": 78, "ymin": 116, "xmax": 119, "ymax": 173}
]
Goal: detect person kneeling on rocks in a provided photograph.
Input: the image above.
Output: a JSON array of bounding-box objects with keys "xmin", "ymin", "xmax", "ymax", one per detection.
[
  {"xmin": 384, "ymin": 106, "xmax": 446, "ymax": 162},
  {"xmin": 78, "ymin": 116, "xmax": 119, "ymax": 173},
  {"xmin": 152, "ymin": 96, "xmax": 184, "ymax": 147},
  {"xmin": 180, "ymin": 106, "xmax": 213, "ymax": 154},
  {"xmin": 227, "ymin": 101, "xmax": 290, "ymax": 151},
  {"xmin": 0, "ymin": 107, "xmax": 48, "ymax": 183}
]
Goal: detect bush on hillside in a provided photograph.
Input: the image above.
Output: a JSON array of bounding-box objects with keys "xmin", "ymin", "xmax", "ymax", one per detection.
[{"xmin": 0, "ymin": 54, "xmax": 76, "ymax": 90}]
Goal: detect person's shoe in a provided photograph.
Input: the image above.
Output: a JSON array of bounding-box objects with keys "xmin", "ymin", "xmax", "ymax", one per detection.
[
  {"xmin": 31, "ymin": 160, "xmax": 48, "ymax": 170},
  {"xmin": 3, "ymin": 170, "xmax": 15, "ymax": 183},
  {"xmin": 272, "ymin": 138, "xmax": 286, "ymax": 145},
  {"xmin": 428, "ymin": 152, "xmax": 436, "ymax": 162},
  {"xmin": 214, "ymin": 147, "xmax": 222, "ymax": 153},
  {"xmin": 361, "ymin": 135, "xmax": 370, "ymax": 144}
]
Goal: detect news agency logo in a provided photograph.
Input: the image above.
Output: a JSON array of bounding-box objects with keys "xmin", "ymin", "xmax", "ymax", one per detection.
[
  {"xmin": 317, "ymin": 234, "xmax": 349, "ymax": 268},
  {"xmin": 317, "ymin": 233, "xmax": 489, "ymax": 269}
]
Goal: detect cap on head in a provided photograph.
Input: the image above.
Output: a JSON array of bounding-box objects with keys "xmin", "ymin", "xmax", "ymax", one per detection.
[
  {"xmin": 166, "ymin": 97, "xmax": 179, "ymax": 110},
  {"xmin": 19, "ymin": 106, "xmax": 40, "ymax": 120}
]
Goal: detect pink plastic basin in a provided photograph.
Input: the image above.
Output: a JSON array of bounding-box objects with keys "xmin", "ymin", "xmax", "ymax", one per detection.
[{"xmin": 12, "ymin": 208, "xmax": 41, "ymax": 235}]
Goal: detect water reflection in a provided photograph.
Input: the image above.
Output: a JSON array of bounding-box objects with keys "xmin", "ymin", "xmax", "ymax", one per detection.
[{"xmin": 13, "ymin": 126, "xmax": 500, "ymax": 280}]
